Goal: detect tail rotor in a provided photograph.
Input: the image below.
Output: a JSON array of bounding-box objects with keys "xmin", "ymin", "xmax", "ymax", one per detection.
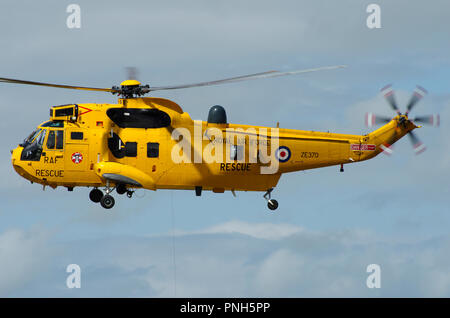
[{"xmin": 365, "ymin": 84, "xmax": 439, "ymax": 155}]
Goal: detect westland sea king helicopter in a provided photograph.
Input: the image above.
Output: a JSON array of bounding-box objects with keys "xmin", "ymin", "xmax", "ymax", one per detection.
[{"xmin": 3, "ymin": 66, "xmax": 439, "ymax": 210}]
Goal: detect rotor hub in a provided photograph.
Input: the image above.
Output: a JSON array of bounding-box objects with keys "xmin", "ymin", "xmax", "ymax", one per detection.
[
  {"xmin": 120, "ymin": 79, "xmax": 141, "ymax": 87},
  {"xmin": 111, "ymin": 80, "xmax": 150, "ymax": 99}
]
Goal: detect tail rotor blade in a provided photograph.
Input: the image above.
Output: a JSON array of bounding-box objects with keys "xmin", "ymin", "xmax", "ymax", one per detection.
[
  {"xmin": 381, "ymin": 84, "xmax": 400, "ymax": 114},
  {"xmin": 412, "ymin": 114, "xmax": 440, "ymax": 127},
  {"xmin": 406, "ymin": 85, "xmax": 427, "ymax": 114},
  {"xmin": 365, "ymin": 112, "xmax": 391, "ymax": 128},
  {"xmin": 408, "ymin": 131, "xmax": 426, "ymax": 155},
  {"xmin": 380, "ymin": 143, "xmax": 394, "ymax": 156}
]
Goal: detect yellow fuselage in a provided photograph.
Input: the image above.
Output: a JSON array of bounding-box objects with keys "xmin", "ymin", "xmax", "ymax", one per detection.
[{"xmin": 11, "ymin": 97, "xmax": 416, "ymax": 193}]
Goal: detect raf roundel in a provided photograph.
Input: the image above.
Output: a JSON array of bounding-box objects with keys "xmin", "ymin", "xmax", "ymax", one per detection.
[
  {"xmin": 275, "ymin": 146, "xmax": 291, "ymax": 163},
  {"xmin": 71, "ymin": 152, "xmax": 83, "ymax": 164}
]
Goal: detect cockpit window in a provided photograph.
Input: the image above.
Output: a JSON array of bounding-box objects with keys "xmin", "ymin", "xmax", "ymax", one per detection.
[
  {"xmin": 47, "ymin": 130, "xmax": 56, "ymax": 149},
  {"xmin": 22, "ymin": 129, "xmax": 41, "ymax": 146},
  {"xmin": 36, "ymin": 129, "xmax": 46, "ymax": 146},
  {"xmin": 56, "ymin": 130, "xmax": 64, "ymax": 149},
  {"xmin": 46, "ymin": 130, "xmax": 64, "ymax": 150},
  {"xmin": 20, "ymin": 129, "xmax": 47, "ymax": 161}
]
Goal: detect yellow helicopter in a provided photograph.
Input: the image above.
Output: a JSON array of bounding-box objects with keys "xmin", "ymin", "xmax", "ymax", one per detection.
[{"xmin": 3, "ymin": 66, "xmax": 439, "ymax": 210}]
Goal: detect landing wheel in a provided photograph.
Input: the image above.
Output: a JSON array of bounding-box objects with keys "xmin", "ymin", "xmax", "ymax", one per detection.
[
  {"xmin": 100, "ymin": 194, "xmax": 115, "ymax": 209},
  {"xmin": 263, "ymin": 188, "xmax": 278, "ymax": 211},
  {"xmin": 116, "ymin": 184, "xmax": 127, "ymax": 195},
  {"xmin": 89, "ymin": 188, "xmax": 103, "ymax": 203},
  {"xmin": 267, "ymin": 199, "xmax": 279, "ymax": 211}
]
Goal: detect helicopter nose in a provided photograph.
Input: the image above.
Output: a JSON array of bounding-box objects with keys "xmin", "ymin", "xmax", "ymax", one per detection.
[
  {"xmin": 11, "ymin": 146, "xmax": 22, "ymax": 166},
  {"xmin": 10, "ymin": 146, "xmax": 34, "ymax": 182}
]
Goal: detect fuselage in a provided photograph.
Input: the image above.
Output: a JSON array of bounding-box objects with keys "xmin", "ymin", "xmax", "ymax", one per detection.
[{"xmin": 11, "ymin": 97, "xmax": 416, "ymax": 193}]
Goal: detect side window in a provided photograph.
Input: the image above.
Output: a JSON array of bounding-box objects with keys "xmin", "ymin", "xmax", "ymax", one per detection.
[
  {"xmin": 71, "ymin": 132, "xmax": 83, "ymax": 140},
  {"xmin": 56, "ymin": 130, "xmax": 64, "ymax": 149},
  {"xmin": 230, "ymin": 145, "xmax": 244, "ymax": 161},
  {"xmin": 147, "ymin": 142, "xmax": 159, "ymax": 158},
  {"xmin": 125, "ymin": 142, "xmax": 137, "ymax": 157},
  {"xmin": 47, "ymin": 130, "xmax": 56, "ymax": 149}
]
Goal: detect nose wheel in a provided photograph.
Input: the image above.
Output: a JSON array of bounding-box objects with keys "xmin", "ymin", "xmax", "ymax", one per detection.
[{"xmin": 264, "ymin": 188, "xmax": 279, "ymax": 211}]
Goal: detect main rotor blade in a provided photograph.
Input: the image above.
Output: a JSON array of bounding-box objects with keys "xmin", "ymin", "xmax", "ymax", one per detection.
[
  {"xmin": 408, "ymin": 130, "xmax": 426, "ymax": 155},
  {"xmin": 380, "ymin": 84, "xmax": 400, "ymax": 114},
  {"xmin": 149, "ymin": 65, "xmax": 347, "ymax": 91},
  {"xmin": 406, "ymin": 85, "xmax": 427, "ymax": 114},
  {"xmin": 0, "ymin": 77, "xmax": 118, "ymax": 93},
  {"xmin": 412, "ymin": 114, "xmax": 440, "ymax": 127}
]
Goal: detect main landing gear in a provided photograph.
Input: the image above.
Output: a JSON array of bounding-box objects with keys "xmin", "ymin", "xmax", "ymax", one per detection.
[
  {"xmin": 89, "ymin": 188, "xmax": 115, "ymax": 209},
  {"xmin": 101, "ymin": 194, "xmax": 115, "ymax": 209},
  {"xmin": 264, "ymin": 188, "xmax": 279, "ymax": 211},
  {"xmin": 89, "ymin": 181, "xmax": 134, "ymax": 209}
]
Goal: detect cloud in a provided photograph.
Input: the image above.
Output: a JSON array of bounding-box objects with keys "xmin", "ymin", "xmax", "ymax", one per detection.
[
  {"xmin": 0, "ymin": 227, "xmax": 53, "ymax": 296},
  {"xmin": 3, "ymin": 221, "xmax": 450, "ymax": 297},
  {"xmin": 177, "ymin": 220, "xmax": 304, "ymax": 240}
]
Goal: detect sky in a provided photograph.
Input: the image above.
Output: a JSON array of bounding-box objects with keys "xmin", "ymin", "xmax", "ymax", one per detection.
[{"xmin": 0, "ymin": 0, "xmax": 449, "ymax": 297}]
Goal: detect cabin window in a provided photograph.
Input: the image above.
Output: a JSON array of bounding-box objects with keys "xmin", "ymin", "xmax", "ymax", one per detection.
[
  {"xmin": 106, "ymin": 108, "xmax": 171, "ymax": 129},
  {"xmin": 71, "ymin": 132, "xmax": 83, "ymax": 140},
  {"xmin": 125, "ymin": 142, "xmax": 137, "ymax": 157},
  {"xmin": 147, "ymin": 142, "xmax": 159, "ymax": 158},
  {"xmin": 230, "ymin": 145, "xmax": 244, "ymax": 161}
]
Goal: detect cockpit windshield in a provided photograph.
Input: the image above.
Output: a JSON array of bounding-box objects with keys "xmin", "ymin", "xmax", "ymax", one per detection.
[
  {"xmin": 21, "ymin": 129, "xmax": 41, "ymax": 147},
  {"xmin": 20, "ymin": 121, "xmax": 63, "ymax": 147},
  {"xmin": 35, "ymin": 129, "xmax": 46, "ymax": 146},
  {"xmin": 20, "ymin": 129, "xmax": 47, "ymax": 161}
]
